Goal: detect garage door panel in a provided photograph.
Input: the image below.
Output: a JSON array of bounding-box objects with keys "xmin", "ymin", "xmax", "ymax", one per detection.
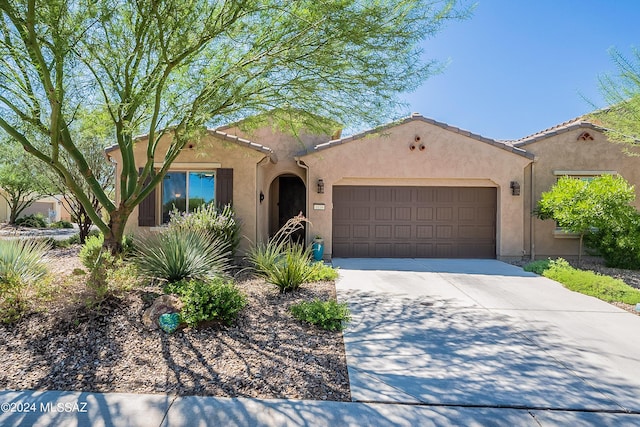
[
  {"xmin": 375, "ymin": 207, "xmax": 392, "ymax": 220},
  {"xmin": 416, "ymin": 225, "xmax": 433, "ymax": 239},
  {"xmin": 353, "ymin": 225, "xmax": 370, "ymax": 239},
  {"xmin": 332, "ymin": 186, "xmax": 496, "ymax": 258},
  {"xmin": 395, "ymin": 207, "xmax": 411, "ymax": 221},
  {"xmin": 417, "ymin": 207, "xmax": 433, "ymax": 221}
]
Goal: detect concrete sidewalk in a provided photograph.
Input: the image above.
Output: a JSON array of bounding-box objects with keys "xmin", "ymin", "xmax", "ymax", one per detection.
[{"xmin": 3, "ymin": 389, "xmax": 640, "ymax": 426}]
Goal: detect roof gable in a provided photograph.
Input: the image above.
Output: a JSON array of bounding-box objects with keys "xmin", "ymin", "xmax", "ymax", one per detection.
[
  {"xmin": 510, "ymin": 117, "xmax": 605, "ymax": 147},
  {"xmin": 306, "ymin": 113, "xmax": 535, "ymax": 160}
]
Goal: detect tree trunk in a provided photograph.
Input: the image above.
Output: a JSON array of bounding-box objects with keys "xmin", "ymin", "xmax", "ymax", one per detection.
[
  {"xmin": 77, "ymin": 205, "xmax": 92, "ymax": 244},
  {"xmin": 578, "ymin": 233, "xmax": 584, "ymax": 268},
  {"xmin": 9, "ymin": 209, "xmax": 17, "ymax": 225},
  {"xmin": 103, "ymin": 211, "xmax": 128, "ymax": 255}
]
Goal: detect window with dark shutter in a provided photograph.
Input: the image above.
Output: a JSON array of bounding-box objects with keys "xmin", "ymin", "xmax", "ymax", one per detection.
[
  {"xmin": 138, "ymin": 169, "xmax": 157, "ymax": 226},
  {"xmin": 216, "ymin": 168, "xmax": 233, "ymax": 207}
]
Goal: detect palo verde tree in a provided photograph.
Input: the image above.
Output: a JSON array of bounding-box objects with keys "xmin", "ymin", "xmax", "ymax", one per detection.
[
  {"xmin": 41, "ymin": 107, "xmax": 115, "ymax": 243},
  {"xmin": 535, "ymin": 175, "xmax": 637, "ymax": 265},
  {"xmin": 0, "ymin": 0, "xmax": 469, "ymax": 253},
  {"xmin": 591, "ymin": 47, "xmax": 640, "ymax": 147}
]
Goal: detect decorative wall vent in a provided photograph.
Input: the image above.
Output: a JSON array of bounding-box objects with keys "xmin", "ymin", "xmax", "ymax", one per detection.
[{"xmin": 577, "ymin": 131, "xmax": 594, "ymax": 141}]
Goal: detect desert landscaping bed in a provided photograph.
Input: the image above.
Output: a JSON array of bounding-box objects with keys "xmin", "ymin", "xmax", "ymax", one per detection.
[{"xmin": 0, "ymin": 247, "xmax": 351, "ymax": 401}]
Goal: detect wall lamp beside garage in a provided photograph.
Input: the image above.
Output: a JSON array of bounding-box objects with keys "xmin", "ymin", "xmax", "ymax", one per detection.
[
  {"xmin": 510, "ymin": 181, "xmax": 521, "ymax": 196},
  {"xmin": 317, "ymin": 179, "xmax": 325, "ymax": 194}
]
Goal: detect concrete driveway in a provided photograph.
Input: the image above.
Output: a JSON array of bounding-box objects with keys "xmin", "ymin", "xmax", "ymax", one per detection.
[{"xmin": 334, "ymin": 258, "xmax": 640, "ymax": 423}]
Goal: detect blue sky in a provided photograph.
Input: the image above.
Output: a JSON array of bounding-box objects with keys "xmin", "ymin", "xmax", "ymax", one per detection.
[{"xmin": 400, "ymin": 0, "xmax": 640, "ymax": 141}]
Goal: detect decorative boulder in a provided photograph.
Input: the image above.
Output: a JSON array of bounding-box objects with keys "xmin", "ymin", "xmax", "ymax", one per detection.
[{"xmin": 142, "ymin": 295, "xmax": 184, "ymax": 331}]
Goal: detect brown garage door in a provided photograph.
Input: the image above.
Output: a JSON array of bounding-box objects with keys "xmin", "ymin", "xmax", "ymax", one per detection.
[{"xmin": 332, "ymin": 186, "xmax": 496, "ymax": 258}]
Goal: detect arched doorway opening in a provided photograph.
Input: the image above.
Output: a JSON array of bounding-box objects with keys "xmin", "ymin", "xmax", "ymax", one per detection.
[{"xmin": 269, "ymin": 174, "xmax": 306, "ymax": 243}]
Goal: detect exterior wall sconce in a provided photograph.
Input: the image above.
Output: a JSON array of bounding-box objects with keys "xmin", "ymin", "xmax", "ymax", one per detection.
[
  {"xmin": 317, "ymin": 179, "xmax": 325, "ymax": 194},
  {"xmin": 510, "ymin": 181, "xmax": 520, "ymax": 196},
  {"xmin": 259, "ymin": 191, "xmax": 264, "ymax": 203}
]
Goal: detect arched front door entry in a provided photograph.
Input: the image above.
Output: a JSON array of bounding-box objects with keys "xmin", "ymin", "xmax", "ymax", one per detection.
[{"xmin": 269, "ymin": 174, "xmax": 306, "ymax": 243}]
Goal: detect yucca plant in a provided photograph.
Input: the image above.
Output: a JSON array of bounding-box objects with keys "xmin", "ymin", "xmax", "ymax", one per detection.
[
  {"xmin": 134, "ymin": 227, "xmax": 230, "ymax": 283},
  {"xmin": 0, "ymin": 239, "xmax": 49, "ymax": 284},
  {"xmin": 0, "ymin": 239, "xmax": 49, "ymax": 323}
]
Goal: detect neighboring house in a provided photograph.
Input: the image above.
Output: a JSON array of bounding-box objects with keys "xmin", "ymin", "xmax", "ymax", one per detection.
[
  {"xmin": 105, "ymin": 113, "xmax": 640, "ymax": 261},
  {"xmin": 0, "ymin": 191, "xmax": 72, "ymax": 223}
]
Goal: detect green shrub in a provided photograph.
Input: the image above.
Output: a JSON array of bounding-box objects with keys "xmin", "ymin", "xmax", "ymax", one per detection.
[
  {"xmin": 166, "ymin": 278, "xmax": 247, "ymax": 327},
  {"xmin": 307, "ymin": 262, "xmax": 339, "ymax": 281},
  {"xmin": 168, "ymin": 203, "xmax": 241, "ymax": 257},
  {"xmin": 0, "ymin": 239, "xmax": 49, "ymax": 323},
  {"xmin": 523, "ymin": 259, "xmax": 552, "ymax": 275},
  {"xmin": 248, "ymin": 215, "xmax": 321, "ymax": 292},
  {"xmin": 86, "ymin": 254, "xmax": 142, "ymax": 307},
  {"xmin": 585, "ymin": 214, "xmax": 640, "ymax": 269},
  {"xmin": 79, "ymin": 233, "xmax": 104, "ymax": 270},
  {"xmin": 252, "ymin": 243, "xmax": 316, "ymax": 292},
  {"xmin": 15, "ymin": 213, "xmax": 47, "ymax": 228},
  {"xmin": 543, "ymin": 258, "xmax": 640, "ymax": 304},
  {"xmin": 50, "ymin": 220, "xmax": 74, "ymax": 229},
  {"xmin": 289, "ymin": 299, "xmax": 351, "ymax": 331},
  {"xmin": 134, "ymin": 227, "xmax": 230, "ymax": 283}
]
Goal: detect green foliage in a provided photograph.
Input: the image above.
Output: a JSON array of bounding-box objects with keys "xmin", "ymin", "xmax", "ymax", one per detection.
[
  {"xmin": 592, "ymin": 48, "xmax": 640, "ymax": 146},
  {"xmin": 15, "ymin": 213, "xmax": 48, "ymax": 228},
  {"xmin": 307, "ymin": 262, "xmax": 339, "ymax": 281},
  {"xmin": 543, "ymin": 258, "xmax": 640, "ymax": 304},
  {"xmin": 534, "ymin": 175, "xmax": 640, "ymax": 265},
  {"xmin": 0, "ymin": 0, "xmax": 467, "ymax": 254},
  {"xmin": 523, "ymin": 259, "xmax": 552, "ymax": 275},
  {"xmin": 536, "ymin": 175, "xmax": 636, "ymax": 233},
  {"xmin": 249, "ymin": 215, "xmax": 322, "ymax": 291},
  {"xmin": 0, "ymin": 239, "xmax": 49, "ymax": 323},
  {"xmin": 50, "ymin": 220, "xmax": 74, "ymax": 229},
  {"xmin": 79, "ymin": 234, "xmax": 105, "ymax": 271},
  {"xmin": 585, "ymin": 211, "xmax": 640, "ymax": 269},
  {"xmin": 165, "ymin": 278, "xmax": 247, "ymax": 327},
  {"xmin": 0, "ymin": 239, "xmax": 49, "ymax": 284},
  {"xmin": 86, "ymin": 254, "xmax": 141, "ymax": 307},
  {"xmin": 134, "ymin": 227, "xmax": 230, "ymax": 283},
  {"xmin": 289, "ymin": 299, "xmax": 351, "ymax": 331},
  {"xmin": 168, "ymin": 203, "xmax": 241, "ymax": 257}
]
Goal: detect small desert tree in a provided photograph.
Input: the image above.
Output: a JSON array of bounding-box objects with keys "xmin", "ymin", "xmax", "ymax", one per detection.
[
  {"xmin": 535, "ymin": 175, "xmax": 637, "ymax": 265},
  {"xmin": 0, "ymin": 142, "xmax": 51, "ymax": 224},
  {"xmin": 0, "ymin": 0, "xmax": 470, "ymax": 254}
]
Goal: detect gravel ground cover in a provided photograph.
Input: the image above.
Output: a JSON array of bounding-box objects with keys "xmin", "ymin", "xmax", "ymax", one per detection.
[{"xmin": 0, "ymin": 246, "xmax": 350, "ymax": 401}]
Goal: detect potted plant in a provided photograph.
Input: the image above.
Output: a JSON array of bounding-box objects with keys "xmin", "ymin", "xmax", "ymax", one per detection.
[{"xmin": 312, "ymin": 235, "xmax": 324, "ymax": 261}]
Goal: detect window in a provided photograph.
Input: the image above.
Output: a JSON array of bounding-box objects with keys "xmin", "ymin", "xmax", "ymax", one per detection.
[{"xmin": 162, "ymin": 171, "xmax": 215, "ymax": 223}]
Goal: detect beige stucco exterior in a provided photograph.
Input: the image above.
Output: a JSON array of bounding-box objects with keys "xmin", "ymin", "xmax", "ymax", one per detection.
[
  {"xmin": 515, "ymin": 125, "xmax": 640, "ymax": 259},
  {"xmin": 107, "ymin": 113, "xmax": 640, "ymax": 261},
  {"xmin": 300, "ymin": 118, "xmax": 533, "ymax": 259}
]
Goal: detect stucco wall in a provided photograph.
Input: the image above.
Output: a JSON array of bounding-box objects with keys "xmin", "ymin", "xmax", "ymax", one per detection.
[
  {"xmin": 109, "ymin": 133, "xmax": 267, "ymax": 253},
  {"xmin": 522, "ymin": 128, "xmax": 640, "ymax": 259},
  {"xmin": 301, "ymin": 120, "xmax": 532, "ymax": 259}
]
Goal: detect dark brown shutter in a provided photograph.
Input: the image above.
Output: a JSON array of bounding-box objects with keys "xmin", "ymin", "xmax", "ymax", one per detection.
[
  {"xmin": 216, "ymin": 168, "xmax": 233, "ymax": 207},
  {"xmin": 138, "ymin": 168, "xmax": 157, "ymax": 226}
]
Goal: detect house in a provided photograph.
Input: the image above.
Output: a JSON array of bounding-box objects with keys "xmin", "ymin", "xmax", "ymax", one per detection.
[
  {"xmin": 105, "ymin": 113, "xmax": 640, "ymax": 261},
  {"xmin": 0, "ymin": 190, "xmax": 72, "ymax": 224}
]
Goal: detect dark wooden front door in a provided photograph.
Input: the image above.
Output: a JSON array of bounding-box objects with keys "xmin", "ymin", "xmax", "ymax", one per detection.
[{"xmin": 279, "ymin": 176, "xmax": 306, "ymax": 243}]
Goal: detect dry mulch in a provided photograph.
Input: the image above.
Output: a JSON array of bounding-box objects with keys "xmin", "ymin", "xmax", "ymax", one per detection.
[{"xmin": 0, "ymin": 247, "xmax": 350, "ymax": 401}]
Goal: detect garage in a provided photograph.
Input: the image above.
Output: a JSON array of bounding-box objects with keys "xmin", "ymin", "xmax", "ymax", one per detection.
[{"xmin": 332, "ymin": 186, "xmax": 497, "ymax": 258}]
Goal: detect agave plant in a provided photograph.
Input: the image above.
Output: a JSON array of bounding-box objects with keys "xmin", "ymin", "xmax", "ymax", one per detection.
[
  {"xmin": 0, "ymin": 239, "xmax": 49, "ymax": 284},
  {"xmin": 134, "ymin": 227, "xmax": 230, "ymax": 283}
]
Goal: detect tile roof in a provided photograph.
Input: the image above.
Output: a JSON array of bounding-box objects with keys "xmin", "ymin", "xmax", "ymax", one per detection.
[
  {"xmin": 306, "ymin": 113, "xmax": 535, "ymax": 159},
  {"xmin": 104, "ymin": 128, "xmax": 274, "ymax": 156},
  {"xmin": 509, "ymin": 116, "xmax": 604, "ymax": 147}
]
